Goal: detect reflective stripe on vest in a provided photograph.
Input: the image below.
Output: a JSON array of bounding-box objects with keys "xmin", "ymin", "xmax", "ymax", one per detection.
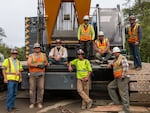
[
  {"xmin": 80, "ymin": 24, "xmax": 92, "ymax": 41},
  {"xmin": 29, "ymin": 52, "xmax": 45, "ymax": 72},
  {"xmin": 128, "ymin": 23, "xmax": 139, "ymax": 43},
  {"xmin": 6, "ymin": 58, "xmax": 20, "ymax": 81},
  {"xmin": 113, "ymin": 55, "xmax": 124, "ymax": 78},
  {"xmin": 95, "ymin": 38, "xmax": 108, "ymax": 51}
]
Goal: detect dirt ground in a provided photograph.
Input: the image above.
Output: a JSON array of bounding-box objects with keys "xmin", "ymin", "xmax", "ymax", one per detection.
[{"xmin": 0, "ymin": 90, "xmax": 149, "ymax": 113}]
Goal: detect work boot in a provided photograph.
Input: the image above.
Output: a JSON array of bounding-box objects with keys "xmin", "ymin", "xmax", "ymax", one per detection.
[
  {"xmin": 12, "ymin": 107, "xmax": 19, "ymax": 111},
  {"xmin": 87, "ymin": 100, "xmax": 93, "ymax": 110},
  {"xmin": 108, "ymin": 102, "xmax": 120, "ymax": 105},
  {"xmin": 29, "ymin": 104, "xmax": 35, "ymax": 109},
  {"xmin": 136, "ymin": 67, "xmax": 142, "ymax": 71},
  {"xmin": 7, "ymin": 109, "xmax": 15, "ymax": 113},
  {"xmin": 81, "ymin": 105, "xmax": 86, "ymax": 110},
  {"xmin": 37, "ymin": 103, "xmax": 43, "ymax": 109},
  {"xmin": 108, "ymin": 102, "xmax": 115, "ymax": 105}
]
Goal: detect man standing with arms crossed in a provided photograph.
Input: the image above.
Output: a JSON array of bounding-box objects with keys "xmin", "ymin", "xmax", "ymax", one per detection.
[
  {"xmin": 27, "ymin": 43, "xmax": 48, "ymax": 109},
  {"xmin": 2, "ymin": 48, "xmax": 23, "ymax": 113},
  {"xmin": 126, "ymin": 15, "xmax": 142, "ymax": 70},
  {"xmin": 78, "ymin": 15, "xmax": 95, "ymax": 59}
]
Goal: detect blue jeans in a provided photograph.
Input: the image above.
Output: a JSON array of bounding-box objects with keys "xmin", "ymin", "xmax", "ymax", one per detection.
[
  {"xmin": 129, "ymin": 43, "xmax": 142, "ymax": 68},
  {"xmin": 7, "ymin": 81, "xmax": 18, "ymax": 111},
  {"xmin": 49, "ymin": 58, "xmax": 68, "ymax": 65}
]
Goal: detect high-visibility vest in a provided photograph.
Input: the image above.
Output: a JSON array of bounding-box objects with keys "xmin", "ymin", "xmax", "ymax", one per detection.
[
  {"xmin": 128, "ymin": 23, "xmax": 139, "ymax": 43},
  {"xmin": 94, "ymin": 38, "xmax": 109, "ymax": 52},
  {"xmin": 113, "ymin": 54, "xmax": 125, "ymax": 78},
  {"xmin": 29, "ymin": 52, "xmax": 46, "ymax": 72},
  {"xmin": 53, "ymin": 47, "xmax": 65, "ymax": 57},
  {"xmin": 5, "ymin": 58, "xmax": 22, "ymax": 81},
  {"xmin": 79, "ymin": 24, "xmax": 92, "ymax": 41}
]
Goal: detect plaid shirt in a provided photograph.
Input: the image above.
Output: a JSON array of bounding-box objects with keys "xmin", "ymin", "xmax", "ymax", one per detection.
[{"xmin": 121, "ymin": 58, "xmax": 129, "ymax": 78}]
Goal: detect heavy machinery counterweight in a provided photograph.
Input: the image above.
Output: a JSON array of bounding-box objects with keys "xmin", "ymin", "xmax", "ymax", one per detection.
[{"xmin": 44, "ymin": 0, "xmax": 91, "ymax": 44}]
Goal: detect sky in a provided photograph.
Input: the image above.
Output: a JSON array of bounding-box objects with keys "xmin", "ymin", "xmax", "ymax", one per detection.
[{"xmin": 0, "ymin": 0, "xmax": 132, "ymax": 48}]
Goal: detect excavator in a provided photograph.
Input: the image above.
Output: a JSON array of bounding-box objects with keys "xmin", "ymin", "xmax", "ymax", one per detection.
[{"xmin": 22, "ymin": 0, "xmax": 150, "ymax": 104}]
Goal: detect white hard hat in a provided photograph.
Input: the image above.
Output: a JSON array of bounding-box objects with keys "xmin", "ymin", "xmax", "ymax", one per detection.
[
  {"xmin": 83, "ymin": 15, "xmax": 89, "ymax": 20},
  {"xmin": 98, "ymin": 31, "xmax": 104, "ymax": 36},
  {"xmin": 11, "ymin": 48, "xmax": 18, "ymax": 54},
  {"xmin": 33, "ymin": 43, "xmax": 40, "ymax": 48},
  {"xmin": 77, "ymin": 49, "xmax": 84, "ymax": 54},
  {"xmin": 112, "ymin": 47, "xmax": 121, "ymax": 53},
  {"xmin": 56, "ymin": 39, "xmax": 61, "ymax": 43}
]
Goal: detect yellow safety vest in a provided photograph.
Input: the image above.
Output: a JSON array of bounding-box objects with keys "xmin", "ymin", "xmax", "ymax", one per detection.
[
  {"xmin": 112, "ymin": 55, "xmax": 125, "ymax": 78},
  {"xmin": 80, "ymin": 24, "xmax": 92, "ymax": 41},
  {"xmin": 94, "ymin": 38, "xmax": 109, "ymax": 52},
  {"xmin": 4, "ymin": 58, "xmax": 22, "ymax": 81},
  {"xmin": 128, "ymin": 23, "xmax": 139, "ymax": 43}
]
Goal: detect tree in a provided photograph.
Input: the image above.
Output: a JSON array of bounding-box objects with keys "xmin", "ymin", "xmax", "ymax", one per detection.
[{"xmin": 0, "ymin": 27, "xmax": 7, "ymax": 38}]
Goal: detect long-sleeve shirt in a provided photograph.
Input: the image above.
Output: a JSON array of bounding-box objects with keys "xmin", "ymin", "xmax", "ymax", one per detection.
[
  {"xmin": 121, "ymin": 57, "xmax": 129, "ymax": 78},
  {"xmin": 77, "ymin": 23, "xmax": 95, "ymax": 40}
]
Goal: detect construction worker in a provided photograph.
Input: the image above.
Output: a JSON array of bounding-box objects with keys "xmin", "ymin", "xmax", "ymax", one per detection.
[
  {"xmin": 94, "ymin": 31, "xmax": 111, "ymax": 64},
  {"xmin": 68, "ymin": 49, "xmax": 93, "ymax": 110},
  {"xmin": 2, "ymin": 48, "xmax": 23, "ymax": 113},
  {"xmin": 126, "ymin": 15, "xmax": 142, "ymax": 70},
  {"xmin": 78, "ymin": 15, "xmax": 95, "ymax": 59},
  {"xmin": 49, "ymin": 39, "xmax": 68, "ymax": 65},
  {"xmin": 107, "ymin": 47, "xmax": 130, "ymax": 113},
  {"xmin": 27, "ymin": 43, "xmax": 48, "ymax": 109}
]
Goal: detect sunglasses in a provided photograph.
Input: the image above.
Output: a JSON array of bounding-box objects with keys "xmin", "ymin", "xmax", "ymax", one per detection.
[
  {"xmin": 77, "ymin": 53, "xmax": 84, "ymax": 55},
  {"xmin": 98, "ymin": 35, "xmax": 104, "ymax": 37}
]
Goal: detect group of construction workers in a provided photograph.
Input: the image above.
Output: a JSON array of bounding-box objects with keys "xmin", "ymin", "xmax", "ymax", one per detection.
[{"xmin": 1, "ymin": 14, "xmax": 142, "ymax": 113}]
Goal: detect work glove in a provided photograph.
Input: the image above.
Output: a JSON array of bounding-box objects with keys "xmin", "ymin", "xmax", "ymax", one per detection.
[{"xmin": 37, "ymin": 64, "xmax": 45, "ymax": 68}]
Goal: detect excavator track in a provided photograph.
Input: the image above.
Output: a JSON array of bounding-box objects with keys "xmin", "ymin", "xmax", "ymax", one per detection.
[{"xmin": 129, "ymin": 63, "xmax": 150, "ymax": 103}]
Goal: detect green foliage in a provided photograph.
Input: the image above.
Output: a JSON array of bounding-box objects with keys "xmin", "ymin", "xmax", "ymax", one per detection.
[
  {"xmin": 0, "ymin": 43, "xmax": 11, "ymax": 58},
  {"xmin": 17, "ymin": 47, "xmax": 26, "ymax": 61},
  {"xmin": 0, "ymin": 44, "xmax": 26, "ymax": 61}
]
